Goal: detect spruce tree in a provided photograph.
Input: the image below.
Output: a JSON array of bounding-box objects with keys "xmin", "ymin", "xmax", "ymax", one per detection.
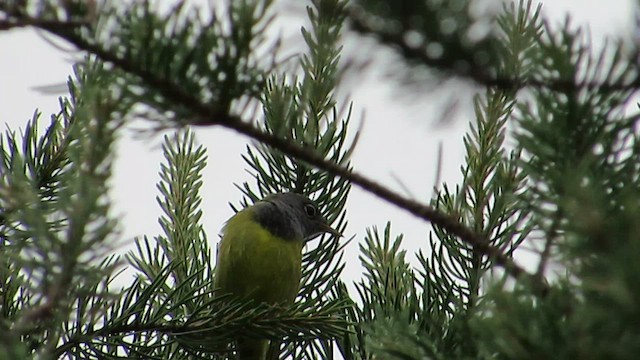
[{"xmin": 1, "ymin": 1, "xmax": 639, "ymax": 359}]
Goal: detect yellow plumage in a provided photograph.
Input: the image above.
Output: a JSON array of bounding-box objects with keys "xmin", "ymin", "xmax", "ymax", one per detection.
[
  {"xmin": 215, "ymin": 206, "xmax": 304, "ymax": 360},
  {"xmin": 214, "ymin": 193, "xmax": 337, "ymax": 360},
  {"xmin": 215, "ymin": 207, "xmax": 304, "ymax": 305}
]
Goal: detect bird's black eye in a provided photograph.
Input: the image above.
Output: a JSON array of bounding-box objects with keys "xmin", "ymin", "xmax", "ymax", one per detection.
[{"xmin": 304, "ymin": 203, "xmax": 317, "ymax": 217}]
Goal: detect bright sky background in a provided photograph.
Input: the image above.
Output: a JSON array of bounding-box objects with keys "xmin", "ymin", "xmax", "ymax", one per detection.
[{"xmin": 0, "ymin": 0, "xmax": 635, "ymax": 290}]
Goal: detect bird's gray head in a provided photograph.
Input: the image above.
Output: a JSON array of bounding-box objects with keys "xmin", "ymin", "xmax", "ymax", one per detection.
[{"xmin": 252, "ymin": 192, "xmax": 339, "ymax": 242}]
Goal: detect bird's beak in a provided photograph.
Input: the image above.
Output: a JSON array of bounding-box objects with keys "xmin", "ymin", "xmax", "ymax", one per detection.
[{"xmin": 320, "ymin": 223, "xmax": 342, "ymax": 238}]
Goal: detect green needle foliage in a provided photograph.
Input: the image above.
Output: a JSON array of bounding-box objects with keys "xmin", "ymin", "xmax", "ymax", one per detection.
[
  {"xmin": 0, "ymin": 60, "xmax": 124, "ymax": 357},
  {"xmin": 234, "ymin": 2, "xmax": 355, "ymax": 358},
  {"xmin": 3, "ymin": 0, "xmax": 640, "ymax": 359}
]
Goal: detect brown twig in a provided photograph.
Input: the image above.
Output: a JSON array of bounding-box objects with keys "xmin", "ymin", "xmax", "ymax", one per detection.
[
  {"xmin": 536, "ymin": 209, "xmax": 563, "ymax": 279},
  {"xmin": 0, "ymin": 18, "xmax": 87, "ymax": 31}
]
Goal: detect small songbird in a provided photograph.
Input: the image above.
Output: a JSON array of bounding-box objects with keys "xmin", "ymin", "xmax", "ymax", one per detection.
[{"xmin": 214, "ymin": 192, "xmax": 339, "ymax": 360}]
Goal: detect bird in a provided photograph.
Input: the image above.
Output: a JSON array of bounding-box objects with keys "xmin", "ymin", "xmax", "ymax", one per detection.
[{"xmin": 214, "ymin": 192, "xmax": 339, "ymax": 360}]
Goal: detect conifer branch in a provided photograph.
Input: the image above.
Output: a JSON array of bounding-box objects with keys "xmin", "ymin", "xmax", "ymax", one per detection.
[
  {"xmin": 345, "ymin": 2, "xmax": 640, "ymax": 96},
  {"xmin": 0, "ymin": 13, "xmax": 548, "ymax": 294},
  {"xmin": 348, "ymin": 10, "xmax": 640, "ymax": 93},
  {"xmin": 1, "ymin": 12, "xmax": 639, "ymax": 95}
]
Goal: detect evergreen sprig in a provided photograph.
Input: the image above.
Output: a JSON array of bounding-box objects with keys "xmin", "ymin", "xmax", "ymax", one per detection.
[
  {"xmin": 0, "ymin": 59, "xmax": 123, "ymax": 357},
  {"xmin": 347, "ymin": 2, "xmax": 540, "ymax": 359},
  {"xmin": 475, "ymin": 4, "xmax": 640, "ymax": 358},
  {"xmin": 347, "ymin": 0, "xmax": 502, "ymax": 85},
  {"xmin": 233, "ymin": 1, "xmax": 355, "ymax": 358}
]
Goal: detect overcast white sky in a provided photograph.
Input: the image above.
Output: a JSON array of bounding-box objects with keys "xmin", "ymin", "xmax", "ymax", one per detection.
[{"xmin": 0, "ymin": 0, "xmax": 635, "ymax": 288}]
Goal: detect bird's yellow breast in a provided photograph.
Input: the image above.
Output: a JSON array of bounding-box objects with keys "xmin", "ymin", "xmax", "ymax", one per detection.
[{"xmin": 215, "ymin": 208, "xmax": 304, "ymax": 305}]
